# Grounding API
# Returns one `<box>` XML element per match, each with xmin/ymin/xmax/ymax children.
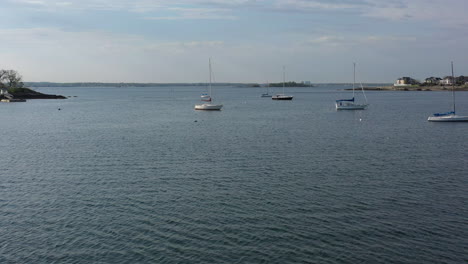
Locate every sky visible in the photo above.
<box><xmin>0</xmin><ymin>0</ymin><xmax>467</xmax><ymax>83</ymax></box>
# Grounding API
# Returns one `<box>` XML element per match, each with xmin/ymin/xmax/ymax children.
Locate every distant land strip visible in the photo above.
<box><xmin>25</xmin><ymin>82</ymin><xmax>256</xmax><ymax>87</ymax></box>
<box><xmin>351</xmin><ymin>85</ymin><xmax>468</xmax><ymax>91</ymax></box>
<box><xmin>24</xmin><ymin>82</ymin><xmax>391</xmax><ymax>88</ymax></box>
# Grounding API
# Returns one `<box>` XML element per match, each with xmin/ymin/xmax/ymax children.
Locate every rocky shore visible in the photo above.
<box><xmin>0</xmin><ymin>87</ymin><xmax>66</xmax><ymax>100</ymax></box>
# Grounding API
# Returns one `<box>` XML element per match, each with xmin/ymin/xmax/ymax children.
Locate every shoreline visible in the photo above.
<box><xmin>346</xmin><ymin>85</ymin><xmax>468</xmax><ymax>91</ymax></box>
<box><xmin>0</xmin><ymin>87</ymin><xmax>66</xmax><ymax>100</ymax></box>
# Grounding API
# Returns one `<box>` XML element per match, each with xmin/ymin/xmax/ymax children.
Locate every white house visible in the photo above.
<box><xmin>440</xmin><ymin>76</ymin><xmax>454</xmax><ymax>85</ymax></box>
<box><xmin>394</xmin><ymin>77</ymin><xmax>419</xmax><ymax>87</ymax></box>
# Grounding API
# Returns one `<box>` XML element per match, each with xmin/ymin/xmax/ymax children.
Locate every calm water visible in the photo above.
<box><xmin>1</xmin><ymin>85</ymin><xmax>467</xmax><ymax>263</ymax></box>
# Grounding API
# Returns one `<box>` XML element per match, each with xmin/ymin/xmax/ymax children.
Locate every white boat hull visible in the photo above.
<box><xmin>1</xmin><ymin>98</ymin><xmax>26</xmax><ymax>102</ymax></box>
<box><xmin>428</xmin><ymin>114</ymin><xmax>468</xmax><ymax>122</ymax></box>
<box><xmin>335</xmin><ymin>102</ymin><xmax>368</xmax><ymax>110</ymax></box>
<box><xmin>194</xmin><ymin>103</ymin><xmax>223</xmax><ymax>110</ymax></box>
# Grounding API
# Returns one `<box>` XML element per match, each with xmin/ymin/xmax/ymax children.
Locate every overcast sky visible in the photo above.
<box><xmin>1</xmin><ymin>0</ymin><xmax>467</xmax><ymax>83</ymax></box>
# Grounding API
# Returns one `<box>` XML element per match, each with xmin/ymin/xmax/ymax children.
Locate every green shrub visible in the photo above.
<box><xmin>7</xmin><ymin>87</ymin><xmax>35</xmax><ymax>94</ymax></box>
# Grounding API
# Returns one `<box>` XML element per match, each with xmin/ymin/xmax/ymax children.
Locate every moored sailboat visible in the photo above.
<box><xmin>195</xmin><ymin>58</ymin><xmax>223</xmax><ymax>111</ymax></box>
<box><xmin>272</xmin><ymin>66</ymin><xmax>293</xmax><ymax>100</ymax></box>
<box><xmin>336</xmin><ymin>63</ymin><xmax>368</xmax><ymax>110</ymax></box>
<box><xmin>428</xmin><ymin>62</ymin><xmax>468</xmax><ymax>122</ymax></box>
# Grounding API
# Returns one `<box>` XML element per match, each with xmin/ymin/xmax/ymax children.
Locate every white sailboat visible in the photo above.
<box><xmin>195</xmin><ymin>58</ymin><xmax>223</xmax><ymax>111</ymax></box>
<box><xmin>336</xmin><ymin>63</ymin><xmax>368</xmax><ymax>110</ymax></box>
<box><xmin>272</xmin><ymin>66</ymin><xmax>293</xmax><ymax>100</ymax></box>
<box><xmin>428</xmin><ymin>62</ymin><xmax>468</xmax><ymax>122</ymax></box>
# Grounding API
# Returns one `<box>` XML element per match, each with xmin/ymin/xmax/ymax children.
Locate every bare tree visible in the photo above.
<box><xmin>0</xmin><ymin>70</ymin><xmax>24</xmax><ymax>88</ymax></box>
<box><xmin>0</xmin><ymin>70</ymin><xmax>7</xmax><ymax>89</ymax></box>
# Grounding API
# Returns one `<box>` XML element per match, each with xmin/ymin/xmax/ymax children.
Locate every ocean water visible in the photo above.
<box><xmin>1</xmin><ymin>85</ymin><xmax>467</xmax><ymax>264</ymax></box>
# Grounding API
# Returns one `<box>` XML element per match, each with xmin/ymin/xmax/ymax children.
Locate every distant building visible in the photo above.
<box><xmin>394</xmin><ymin>77</ymin><xmax>419</xmax><ymax>87</ymax></box>
<box><xmin>425</xmin><ymin>77</ymin><xmax>441</xmax><ymax>84</ymax></box>
<box><xmin>456</xmin><ymin>75</ymin><xmax>468</xmax><ymax>85</ymax></box>
<box><xmin>440</xmin><ymin>76</ymin><xmax>454</xmax><ymax>85</ymax></box>
<box><xmin>419</xmin><ymin>75</ymin><xmax>468</xmax><ymax>86</ymax></box>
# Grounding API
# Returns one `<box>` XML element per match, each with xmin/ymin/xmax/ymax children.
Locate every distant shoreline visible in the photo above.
<box><xmin>25</xmin><ymin>82</ymin><xmax>257</xmax><ymax>88</ymax></box>
<box><xmin>26</xmin><ymin>82</ymin><xmax>468</xmax><ymax>91</ymax></box>
<box><xmin>25</xmin><ymin>82</ymin><xmax>390</xmax><ymax>88</ymax></box>
<box><xmin>0</xmin><ymin>87</ymin><xmax>66</xmax><ymax>100</ymax></box>
<box><xmin>346</xmin><ymin>85</ymin><xmax>468</xmax><ymax>91</ymax></box>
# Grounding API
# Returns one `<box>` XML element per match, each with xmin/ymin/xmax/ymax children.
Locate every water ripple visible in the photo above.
<box><xmin>1</xmin><ymin>86</ymin><xmax>467</xmax><ymax>263</ymax></box>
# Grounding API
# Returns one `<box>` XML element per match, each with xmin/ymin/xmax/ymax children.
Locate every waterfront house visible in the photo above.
<box><xmin>425</xmin><ymin>77</ymin><xmax>441</xmax><ymax>84</ymax></box>
<box><xmin>394</xmin><ymin>77</ymin><xmax>419</xmax><ymax>87</ymax></box>
<box><xmin>456</xmin><ymin>75</ymin><xmax>468</xmax><ymax>85</ymax></box>
<box><xmin>440</xmin><ymin>76</ymin><xmax>454</xmax><ymax>85</ymax></box>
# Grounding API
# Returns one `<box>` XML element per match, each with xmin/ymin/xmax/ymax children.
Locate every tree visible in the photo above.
<box><xmin>0</xmin><ymin>70</ymin><xmax>6</xmax><ymax>89</ymax></box>
<box><xmin>0</xmin><ymin>69</ymin><xmax>24</xmax><ymax>89</ymax></box>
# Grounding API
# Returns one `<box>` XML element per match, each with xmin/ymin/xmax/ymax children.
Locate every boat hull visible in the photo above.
<box><xmin>194</xmin><ymin>104</ymin><xmax>223</xmax><ymax>110</ymax></box>
<box><xmin>272</xmin><ymin>94</ymin><xmax>293</xmax><ymax>100</ymax></box>
<box><xmin>428</xmin><ymin>115</ymin><xmax>468</xmax><ymax>122</ymax></box>
<box><xmin>336</xmin><ymin>103</ymin><xmax>368</xmax><ymax>110</ymax></box>
<box><xmin>1</xmin><ymin>99</ymin><xmax>26</xmax><ymax>102</ymax></box>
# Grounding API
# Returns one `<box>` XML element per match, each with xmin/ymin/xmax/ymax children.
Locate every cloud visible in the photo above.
<box><xmin>270</xmin><ymin>0</ymin><xmax>468</xmax><ymax>27</ymax></box>
<box><xmin>7</xmin><ymin>0</ymin><xmax>252</xmax><ymax>12</ymax></box>
<box><xmin>8</xmin><ymin>0</ymin><xmax>468</xmax><ymax>27</ymax></box>
<box><xmin>0</xmin><ymin>26</ymin><xmax>426</xmax><ymax>83</ymax></box>
<box><xmin>8</xmin><ymin>0</ymin><xmax>164</xmax><ymax>11</ymax></box>
<box><xmin>306</xmin><ymin>35</ymin><xmax>346</xmax><ymax>45</ymax></box>
<box><xmin>144</xmin><ymin>7</ymin><xmax>237</xmax><ymax>20</ymax></box>
<box><xmin>299</xmin><ymin>33</ymin><xmax>419</xmax><ymax>56</ymax></box>
<box><xmin>196</xmin><ymin>0</ymin><xmax>468</xmax><ymax>27</ymax></box>
<box><xmin>363</xmin><ymin>35</ymin><xmax>417</xmax><ymax>43</ymax></box>
<box><xmin>0</xmin><ymin>27</ymin><xmax>225</xmax><ymax>55</ymax></box>
<box><xmin>272</xmin><ymin>0</ymin><xmax>370</xmax><ymax>11</ymax></box>
<box><xmin>2</xmin><ymin>0</ymin><xmax>468</xmax><ymax>82</ymax></box>
<box><xmin>142</xmin><ymin>41</ymin><xmax>225</xmax><ymax>55</ymax></box>
<box><xmin>210</xmin><ymin>0</ymin><xmax>467</xmax><ymax>28</ymax></box>
<box><xmin>0</xmin><ymin>27</ymin><xmax>229</xmax><ymax>82</ymax></box>
<box><xmin>14</xmin><ymin>0</ymin><xmax>46</xmax><ymax>5</ymax></box>
<box><xmin>363</xmin><ymin>0</ymin><xmax>468</xmax><ymax>27</ymax></box>
<box><xmin>7</xmin><ymin>0</ymin><xmax>239</xmax><ymax>20</ymax></box>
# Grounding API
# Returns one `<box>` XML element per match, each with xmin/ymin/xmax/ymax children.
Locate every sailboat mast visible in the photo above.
<box><xmin>353</xmin><ymin>62</ymin><xmax>356</xmax><ymax>99</ymax></box>
<box><xmin>451</xmin><ymin>61</ymin><xmax>456</xmax><ymax>114</ymax></box>
<box><xmin>209</xmin><ymin>58</ymin><xmax>212</xmax><ymax>97</ymax></box>
<box><xmin>283</xmin><ymin>66</ymin><xmax>286</xmax><ymax>94</ymax></box>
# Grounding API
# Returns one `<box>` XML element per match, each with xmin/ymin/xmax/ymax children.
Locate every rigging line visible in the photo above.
<box><xmin>359</xmin><ymin>81</ymin><xmax>368</xmax><ymax>103</ymax></box>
